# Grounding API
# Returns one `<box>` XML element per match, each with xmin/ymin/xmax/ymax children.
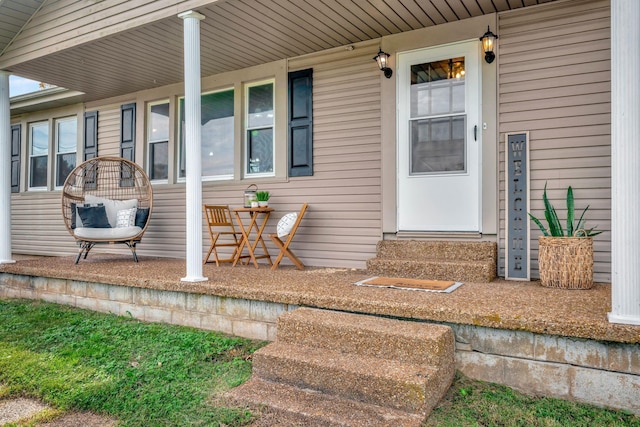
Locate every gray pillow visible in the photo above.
<box><xmin>135</xmin><ymin>208</ymin><xmax>150</xmax><ymax>228</ymax></box>
<box><xmin>71</xmin><ymin>202</ymin><xmax>104</xmax><ymax>229</ymax></box>
<box><xmin>77</xmin><ymin>205</ymin><xmax>111</xmax><ymax>228</ymax></box>
<box><xmin>84</xmin><ymin>195</ymin><xmax>138</xmax><ymax>228</ymax></box>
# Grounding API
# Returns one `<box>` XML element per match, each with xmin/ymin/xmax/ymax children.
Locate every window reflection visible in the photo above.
<box><xmin>179</xmin><ymin>89</ymin><xmax>235</xmax><ymax>179</ymax></box>
<box><xmin>56</xmin><ymin>117</ymin><xmax>77</xmax><ymax>187</ymax></box>
<box><xmin>409</xmin><ymin>57</ymin><xmax>467</xmax><ymax>175</ymax></box>
<box><xmin>246</xmin><ymin>82</ymin><xmax>274</xmax><ymax>175</ymax></box>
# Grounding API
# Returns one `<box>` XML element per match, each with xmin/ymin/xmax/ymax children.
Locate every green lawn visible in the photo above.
<box><xmin>0</xmin><ymin>299</ymin><xmax>638</xmax><ymax>427</ymax></box>
<box><xmin>0</xmin><ymin>299</ymin><xmax>264</xmax><ymax>426</ymax></box>
<box><xmin>427</xmin><ymin>373</ymin><xmax>640</xmax><ymax>427</ymax></box>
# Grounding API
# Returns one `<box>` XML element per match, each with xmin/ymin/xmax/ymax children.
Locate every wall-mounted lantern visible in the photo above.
<box><xmin>373</xmin><ymin>49</ymin><xmax>393</xmax><ymax>78</ymax></box>
<box><xmin>479</xmin><ymin>26</ymin><xmax>499</xmax><ymax>64</ymax></box>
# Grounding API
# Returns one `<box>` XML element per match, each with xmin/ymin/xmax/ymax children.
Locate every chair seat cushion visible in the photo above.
<box><xmin>74</xmin><ymin>226</ymin><xmax>142</xmax><ymax>241</ymax></box>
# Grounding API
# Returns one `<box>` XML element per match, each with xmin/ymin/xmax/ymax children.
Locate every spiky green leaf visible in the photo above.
<box><xmin>566</xmin><ymin>186</ymin><xmax>575</xmax><ymax>237</ymax></box>
<box><xmin>528</xmin><ymin>182</ymin><xmax>602</xmax><ymax>238</ymax></box>
<box><xmin>528</xmin><ymin>213</ymin><xmax>549</xmax><ymax>236</ymax></box>
<box><xmin>542</xmin><ymin>184</ymin><xmax>564</xmax><ymax>236</ymax></box>
<box><xmin>575</xmin><ymin>205</ymin><xmax>590</xmax><ymax>231</ymax></box>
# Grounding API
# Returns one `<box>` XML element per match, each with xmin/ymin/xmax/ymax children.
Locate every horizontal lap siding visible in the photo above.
<box><xmin>10</xmin><ymin>103</ymin><xmax>123</xmax><ymax>256</ymax></box>
<box><xmin>291</xmin><ymin>51</ymin><xmax>382</xmax><ymax>266</ymax></box>
<box><xmin>10</xmin><ymin>193</ymin><xmax>78</xmax><ymax>256</ymax></box>
<box><xmin>10</xmin><ymin>49</ymin><xmax>382</xmax><ymax>267</ymax></box>
<box><xmin>498</xmin><ymin>0</ymin><xmax>611</xmax><ymax>281</ymax></box>
<box><xmin>96</xmin><ymin>105</ymin><xmax>121</xmax><ymax>157</ymax></box>
<box><xmin>190</xmin><ymin>51</ymin><xmax>382</xmax><ymax>267</ymax></box>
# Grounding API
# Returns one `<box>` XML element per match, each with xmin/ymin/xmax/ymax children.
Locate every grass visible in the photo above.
<box><xmin>0</xmin><ymin>299</ymin><xmax>265</xmax><ymax>426</ymax></box>
<box><xmin>0</xmin><ymin>300</ymin><xmax>638</xmax><ymax>427</ymax></box>
<box><xmin>427</xmin><ymin>372</ymin><xmax>640</xmax><ymax>427</ymax></box>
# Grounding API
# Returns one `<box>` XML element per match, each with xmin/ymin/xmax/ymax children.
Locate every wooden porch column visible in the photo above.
<box><xmin>0</xmin><ymin>72</ymin><xmax>15</xmax><ymax>264</ymax></box>
<box><xmin>179</xmin><ymin>11</ymin><xmax>207</xmax><ymax>282</ymax></box>
<box><xmin>609</xmin><ymin>0</ymin><xmax>640</xmax><ymax>325</ymax></box>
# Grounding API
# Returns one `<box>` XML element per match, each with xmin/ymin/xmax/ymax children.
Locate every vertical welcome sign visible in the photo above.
<box><xmin>506</xmin><ymin>132</ymin><xmax>530</xmax><ymax>280</ymax></box>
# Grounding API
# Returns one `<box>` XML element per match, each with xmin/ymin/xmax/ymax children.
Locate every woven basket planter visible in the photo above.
<box><xmin>538</xmin><ymin>236</ymin><xmax>594</xmax><ymax>289</ymax></box>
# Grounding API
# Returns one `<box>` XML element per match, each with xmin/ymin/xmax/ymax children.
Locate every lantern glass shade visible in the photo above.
<box><xmin>482</xmin><ymin>35</ymin><xmax>495</xmax><ymax>53</ymax></box>
<box><xmin>374</xmin><ymin>49</ymin><xmax>389</xmax><ymax>70</ymax></box>
<box><xmin>479</xmin><ymin>26</ymin><xmax>498</xmax><ymax>63</ymax></box>
<box><xmin>373</xmin><ymin>49</ymin><xmax>393</xmax><ymax>78</ymax></box>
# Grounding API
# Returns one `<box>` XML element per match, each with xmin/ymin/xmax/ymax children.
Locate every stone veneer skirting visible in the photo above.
<box><xmin>0</xmin><ymin>272</ymin><xmax>297</xmax><ymax>341</ymax></box>
<box><xmin>1</xmin><ymin>272</ymin><xmax>639</xmax><ymax>415</ymax></box>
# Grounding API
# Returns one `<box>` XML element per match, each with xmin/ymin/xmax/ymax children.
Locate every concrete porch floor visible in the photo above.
<box><xmin>1</xmin><ymin>254</ymin><xmax>637</xmax><ymax>345</ymax></box>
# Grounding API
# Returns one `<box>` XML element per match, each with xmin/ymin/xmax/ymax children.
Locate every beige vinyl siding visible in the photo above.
<box><xmin>140</xmin><ymin>47</ymin><xmax>382</xmax><ymax>267</ymax></box>
<box><xmin>10</xmin><ymin>192</ymin><xmax>77</xmax><ymax>256</ymax></box>
<box><xmin>498</xmin><ymin>0</ymin><xmax>611</xmax><ymax>281</ymax></box>
<box><xmin>10</xmin><ymin>47</ymin><xmax>382</xmax><ymax>267</ymax></box>
<box><xmin>283</xmin><ymin>48</ymin><xmax>382</xmax><ymax>266</ymax></box>
<box><xmin>96</xmin><ymin>104</ymin><xmax>121</xmax><ymax>157</ymax></box>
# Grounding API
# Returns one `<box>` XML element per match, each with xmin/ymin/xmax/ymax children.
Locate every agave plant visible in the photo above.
<box><xmin>528</xmin><ymin>183</ymin><xmax>602</xmax><ymax>237</ymax></box>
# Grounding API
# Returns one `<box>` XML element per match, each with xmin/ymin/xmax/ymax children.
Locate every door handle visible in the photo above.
<box><xmin>474</xmin><ymin>125</ymin><xmax>477</xmax><ymax>141</ymax></box>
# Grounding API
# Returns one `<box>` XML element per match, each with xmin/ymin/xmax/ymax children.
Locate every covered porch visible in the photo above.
<box><xmin>0</xmin><ymin>254</ymin><xmax>628</xmax><ymax>342</ymax></box>
<box><xmin>1</xmin><ymin>254</ymin><xmax>639</xmax><ymax>415</ymax></box>
<box><xmin>1</xmin><ymin>0</ymin><xmax>639</xmax><ymax>326</ymax></box>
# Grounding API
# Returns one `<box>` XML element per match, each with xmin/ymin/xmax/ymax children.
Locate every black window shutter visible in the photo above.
<box><xmin>83</xmin><ymin>111</ymin><xmax>98</xmax><ymax>160</ymax></box>
<box><xmin>120</xmin><ymin>103</ymin><xmax>136</xmax><ymax>161</ymax></box>
<box><xmin>288</xmin><ymin>68</ymin><xmax>313</xmax><ymax>177</ymax></box>
<box><xmin>10</xmin><ymin>124</ymin><xmax>21</xmax><ymax>193</ymax></box>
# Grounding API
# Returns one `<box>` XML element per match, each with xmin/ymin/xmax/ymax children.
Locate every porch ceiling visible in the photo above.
<box><xmin>2</xmin><ymin>0</ymin><xmax>557</xmax><ymax>103</ymax></box>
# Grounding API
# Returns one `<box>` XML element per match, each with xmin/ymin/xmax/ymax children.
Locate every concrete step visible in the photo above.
<box><xmin>277</xmin><ymin>307</ymin><xmax>454</xmax><ymax>367</ymax></box>
<box><xmin>366</xmin><ymin>257</ymin><xmax>496</xmax><ymax>282</ymax></box>
<box><xmin>227</xmin><ymin>378</ymin><xmax>425</xmax><ymax>427</ymax></box>
<box><xmin>227</xmin><ymin>309</ymin><xmax>456</xmax><ymax>424</ymax></box>
<box><xmin>252</xmin><ymin>342</ymin><xmax>448</xmax><ymax>413</ymax></box>
<box><xmin>375</xmin><ymin>240</ymin><xmax>496</xmax><ymax>262</ymax></box>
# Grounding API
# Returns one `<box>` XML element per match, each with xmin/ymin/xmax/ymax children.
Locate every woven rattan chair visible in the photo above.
<box><xmin>61</xmin><ymin>156</ymin><xmax>153</xmax><ymax>263</ymax></box>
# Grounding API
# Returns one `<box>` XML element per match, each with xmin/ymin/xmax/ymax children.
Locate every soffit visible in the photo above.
<box><xmin>0</xmin><ymin>0</ymin><xmax>45</xmax><ymax>56</ymax></box>
<box><xmin>4</xmin><ymin>0</ymin><xmax>557</xmax><ymax>103</ymax></box>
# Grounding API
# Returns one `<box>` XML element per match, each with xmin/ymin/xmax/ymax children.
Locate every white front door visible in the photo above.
<box><xmin>397</xmin><ymin>41</ymin><xmax>482</xmax><ymax>232</ymax></box>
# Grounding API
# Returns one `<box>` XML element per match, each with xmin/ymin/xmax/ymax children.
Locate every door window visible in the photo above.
<box><xmin>409</xmin><ymin>58</ymin><xmax>466</xmax><ymax>175</ymax></box>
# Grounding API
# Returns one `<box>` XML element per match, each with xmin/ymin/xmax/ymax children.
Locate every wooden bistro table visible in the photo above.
<box><xmin>232</xmin><ymin>206</ymin><xmax>274</xmax><ymax>268</ymax></box>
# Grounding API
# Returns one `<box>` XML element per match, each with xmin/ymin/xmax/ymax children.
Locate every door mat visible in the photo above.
<box><xmin>354</xmin><ymin>276</ymin><xmax>463</xmax><ymax>293</ymax></box>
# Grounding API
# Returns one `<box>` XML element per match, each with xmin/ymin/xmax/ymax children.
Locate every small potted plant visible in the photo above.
<box><xmin>529</xmin><ymin>183</ymin><xmax>602</xmax><ymax>289</ymax></box>
<box><xmin>256</xmin><ymin>191</ymin><xmax>270</xmax><ymax>207</ymax></box>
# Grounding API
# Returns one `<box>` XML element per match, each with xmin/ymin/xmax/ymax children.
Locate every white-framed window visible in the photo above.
<box><xmin>179</xmin><ymin>88</ymin><xmax>235</xmax><ymax>181</ymax></box>
<box><xmin>245</xmin><ymin>80</ymin><xmax>274</xmax><ymax>177</ymax></box>
<box><xmin>28</xmin><ymin>121</ymin><xmax>49</xmax><ymax>189</ymax></box>
<box><xmin>55</xmin><ymin>116</ymin><xmax>77</xmax><ymax>188</ymax></box>
<box><xmin>147</xmin><ymin>100</ymin><xmax>170</xmax><ymax>181</ymax></box>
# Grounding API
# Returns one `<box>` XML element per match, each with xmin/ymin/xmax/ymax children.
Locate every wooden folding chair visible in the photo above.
<box><xmin>269</xmin><ymin>203</ymin><xmax>308</xmax><ymax>270</ymax></box>
<box><xmin>203</xmin><ymin>205</ymin><xmax>243</xmax><ymax>266</ymax></box>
